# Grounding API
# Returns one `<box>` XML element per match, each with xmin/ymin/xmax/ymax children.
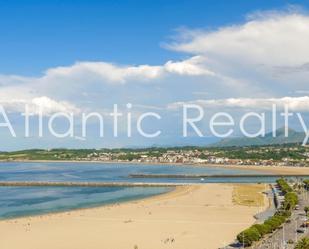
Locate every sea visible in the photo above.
<box><xmin>0</xmin><ymin>162</ymin><xmax>293</xmax><ymax>219</ymax></box>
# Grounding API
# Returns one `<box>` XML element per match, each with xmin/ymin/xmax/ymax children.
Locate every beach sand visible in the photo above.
<box><xmin>0</xmin><ymin>183</ymin><xmax>268</xmax><ymax>249</ymax></box>
<box><xmin>14</xmin><ymin>159</ymin><xmax>309</xmax><ymax>175</ymax></box>
<box><xmin>202</xmin><ymin>164</ymin><xmax>309</xmax><ymax>175</ymax></box>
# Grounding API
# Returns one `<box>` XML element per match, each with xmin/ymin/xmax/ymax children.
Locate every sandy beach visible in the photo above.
<box><xmin>0</xmin><ymin>183</ymin><xmax>268</xmax><ymax>249</ymax></box>
<box><xmin>203</xmin><ymin>164</ymin><xmax>309</xmax><ymax>175</ymax></box>
<box><xmin>5</xmin><ymin>159</ymin><xmax>309</xmax><ymax>175</ymax></box>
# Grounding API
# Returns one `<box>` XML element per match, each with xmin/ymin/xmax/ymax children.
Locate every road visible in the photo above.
<box><xmin>254</xmin><ymin>186</ymin><xmax>309</xmax><ymax>249</ymax></box>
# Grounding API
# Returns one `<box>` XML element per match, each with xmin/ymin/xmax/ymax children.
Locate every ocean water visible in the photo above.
<box><xmin>0</xmin><ymin>161</ymin><xmax>273</xmax><ymax>183</ymax></box>
<box><xmin>0</xmin><ymin>162</ymin><xmax>294</xmax><ymax>219</ymax></box>
<box><xmin>0</xmin><ymin>186</ymin><xmax>172</xmax><ymax>219</ymax></box>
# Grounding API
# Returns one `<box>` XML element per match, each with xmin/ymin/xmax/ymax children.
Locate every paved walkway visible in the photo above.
<box><xmin>254</xmin><ymin>189</ymin><xmax>309</xmax><ymax>249</ymax></box>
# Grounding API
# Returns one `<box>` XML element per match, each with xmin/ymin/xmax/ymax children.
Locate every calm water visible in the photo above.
<box><xmin>0</xmin><ymin>162</ymin><xmax>296</xmax><ymax>219</ymax></box>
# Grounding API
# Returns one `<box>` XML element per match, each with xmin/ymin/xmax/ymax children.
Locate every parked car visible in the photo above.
<box><xmin>297</xmin><ymin>228</ymin><xmax>306</xmax><ymax>233</ymax></box>
<box><xmin>301</xmin><ymin>222</ymin><xmax>309</xmax><ymax>228</ymax></box>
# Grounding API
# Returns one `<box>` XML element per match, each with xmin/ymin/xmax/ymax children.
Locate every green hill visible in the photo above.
<box><xmin>212</xmin><ymin>128</ymin><xmax>306</xmax><ymax>147</ymax></box>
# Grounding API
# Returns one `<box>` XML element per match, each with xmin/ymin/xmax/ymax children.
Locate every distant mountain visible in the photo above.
<box><xmin>212</xmin><ymin>128</ymin><xmax>306</xmax><ymax>147</ymax></box>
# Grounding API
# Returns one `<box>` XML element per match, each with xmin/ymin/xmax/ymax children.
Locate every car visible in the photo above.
<box><xmin>301</xmin><ymin>222</ymin><xmax>309</xmax><ymax>228</ymax></box>
<box><xmin>297</xmin><ymin>228</ymin><xmax>306</xmax><ymax>233</ymax></box>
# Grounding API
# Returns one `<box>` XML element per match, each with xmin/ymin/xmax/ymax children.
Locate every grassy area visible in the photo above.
<box><xmin>232</xmin><ymin>184</ymin><xmax>267</xmax><ymax>207</ymax></box>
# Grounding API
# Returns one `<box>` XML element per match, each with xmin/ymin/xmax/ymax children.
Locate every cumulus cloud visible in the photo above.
<box><xmin>45</xmin><ymin>61</ymin><xmax>164</xmax><ymax>84</ymax></box>
<box><xmin>164</xmin><ymin>56</ymin><xmax>215</xmax><ymax>76</ymax></box>
<box><xmin>161</xmin><ymin>9</ymin><xmax>309</xmax><ymax>98</ymax></box>
<box><xmin>2</xmin><ymin>9</ymin><xmax>309</xmax><ymax>118</ymax></box>
<box><xmin>168</xmin><ymin>96</ymin><xmax>309</xmax><ymax>112</ymax></box>
<box><xmin>0</xmin><ymin>56</ymin><xmax>218</xmax><ymax>100</ymax></box>
<box><xmin>44</xmin><ymin>57</ymin><xmax>216</xmax><ymax>85</ymax></box>
<box><xmin>0</xmin><ymin>56</ymin><xmax>219</xmax><ymax>115</ymax></box>
<box><xmin>0</xmin><ymin>57</ymin><xmax>218</xmax><ymax>115</ymax></box>
<box><xmin>0</xmin><ymin>96</ymin><xmax>80</xmax><ymax>115</ymax></box>
<box><xmin>167</xmin><ymin>11</ymin><xmax>309</xmax><ymax>67</ymax></box>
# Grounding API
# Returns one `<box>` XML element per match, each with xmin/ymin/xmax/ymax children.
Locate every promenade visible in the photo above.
<box><xmin>251</xmin><ymin>186</ymin><xmax>309</xmax><ymax>248</ymax></box>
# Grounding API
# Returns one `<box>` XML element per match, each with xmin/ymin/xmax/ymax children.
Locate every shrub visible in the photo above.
<box><xmin>304</xmin><ymin>206</ymin><xmax>309</xmax><ymax>216</ymax></box>
<box><xmin>264</xmin><ymin>218</ymin><xmax>279</xmax><ymax>231</ymax></box>
<box><xmin>295</xmin><ymin>237</ymin><xmax>309</xmax><ymax>249</ymax></box>
<box><xmin>264</xmin><ymin>215</ymin><xmax>285</xmax><ymax>231</ymax></box>
<box><xmin>284</xmin><ymin>192</ymin><xmax>298</xmax><ymax>210</ymax></box>
<box><xmin>236</xmin><ymin>178</ymin><xmax>298</xmax><ymax>246</ymax></box>
<box><xmin>251</xmin><ymin>224</ymin><xmax>269</xmax><ymax>237</ymax></box>
<box><xmin>276</xmin><ymin>210</ymin><xmax>291</xmax><ymax>218</ymax></box>
<box><xmin>303</xmin><ymin>180</ymin><xmax>309</xmax><ymax>190</ymax></box>
<box><xmin>277</xmin><ymin>178</ymin><xmax>293</xmax><ymax>194</ymax></box>
<box><xmin>237</xmin><ymin>227</ymin><xmax>261</xmax><ymax>247</ymax></box>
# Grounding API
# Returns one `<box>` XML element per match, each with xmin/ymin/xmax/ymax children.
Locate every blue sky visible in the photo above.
<box><xmin>0</xmin><ymin>0</ymin><xmax>306</xmax><ymax>75</ymax></box>
<box><xmin>1</xmin><ymin>1</ymin><xmax>309</xmax><ymax>150</ymax></box>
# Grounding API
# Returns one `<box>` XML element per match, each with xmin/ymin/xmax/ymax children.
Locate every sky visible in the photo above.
<box><xmin>1</xmin><ymin>0</ymin><xmax>309</xmax><ymax>150</ymax></box>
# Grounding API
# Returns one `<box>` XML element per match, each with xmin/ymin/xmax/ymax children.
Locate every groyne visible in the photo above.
<box><xmin>0</xmin><ymin>181</ymin><xmax>184</xmax><ymax>187</ymax></box>
<box><xmin>129</xmin><ymin>173</ymin><xmax>309</xmax><ymax>178</ymax></box>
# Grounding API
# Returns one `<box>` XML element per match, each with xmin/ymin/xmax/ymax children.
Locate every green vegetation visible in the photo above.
<box><xmin>295</xmin><ymin>237</ymin><xmax>309</xmax><ymax>249</ymax></box>
<box><xmin>305</xmin><ymin>206</ymin><xmax>309</xmax><ymax>216</ymax></box>
<box><xmin>214</xmin><ymin>147</ymin><xmax>306</xmax><ymax>161</ymax></box>
<box><xmin>0</xmin><ymin>149</ymin><xmax>97</xmax><ymax>161</ymax></box>
<box><xmin>237</xmin><ymin>179</ymin><xmax>298</xmax><ymax>247</ymax></box>
<box><xmin>277</xmin><ymin>178</ymin><xmax>293</xmax><ymax>194</ymax></box>
<box><xmin>237</xmin><ymin>227</ymin><xmax>261</xmax><ymax>247</ymax></box>
<box><xmin>304</xmin><ymin>180</ymin><xmax>309</xmax><ymax>190</ymax></box>
<box><xmin>251</xmin><ymin>224</ymin><xmax>271</xmax><ymax>236</ymax></box>
<box><xmin>237</xmin><ymin>212</ymin><xmax>290</xmax><ymax>247</ymax></box>
<box><xmin>283</xmin><ymin>192</ymin><xmax>298</xmax><ymax>210</ymax></box>
<box><xmin>214</xmin><ymin>128</ymin><xmax>306</xmax><ymax>147</ymax></box>
<box><xmin>0</xmin><ymin>143</ymin><xmax>308</xmax><ymax>164</ymax></box>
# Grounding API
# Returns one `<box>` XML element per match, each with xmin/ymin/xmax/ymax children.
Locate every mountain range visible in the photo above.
<box><xmin>212</xmin><ymin>128</ymin><xmax>306</xmax><ymax>147</ymax></box>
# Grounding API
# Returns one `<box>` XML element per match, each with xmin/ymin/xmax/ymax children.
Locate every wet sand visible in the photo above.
<box><xmin>0</xmin><ymin>183</ymin><xmax>267</xmax><ymax>249</ymax></box>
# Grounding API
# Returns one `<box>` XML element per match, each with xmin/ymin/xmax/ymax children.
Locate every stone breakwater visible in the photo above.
<box><xmin>129</xmin><ymin>173</ymin><xmax>309</xmax><ymax>178</ymax></box>
<box><xmin>0</xmin><ymin>181</ymin><xmax>184</xmax><ymax>187</ymax></box>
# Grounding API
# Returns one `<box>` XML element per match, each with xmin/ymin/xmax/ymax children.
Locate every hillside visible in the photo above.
<box><xmin>212</xmin><ymin>128</ymin><xmax>305</xmax><ymax>147</ymax></box>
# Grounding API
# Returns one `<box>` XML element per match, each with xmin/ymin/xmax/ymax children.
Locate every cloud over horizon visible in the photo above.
<box><xmin>168</xmin><ymin>96</ymin><xmax>309</xmax><ymax>112</ymax></box>
<box><xmin>1</xmin><ymin>7</ymin><xmax>309</xmax><ymax>148</ymax></box>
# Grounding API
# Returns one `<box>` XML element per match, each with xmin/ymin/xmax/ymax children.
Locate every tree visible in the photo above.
<box><xmin>305</xmin><ymin>206</ymin><xmax>309</xmax><ymax>216</ymax></box>
<box><xmin>295</xmin><ymin>237</ymin><xmax>309</xmax><ymax>249</ymax></box>
<box><xmin>237</xmin><ymin>228</ymin><xmax>261</xmax><ymax>247</ymax></box>
<box><xmin>251</xmin><ymin>224</ymin><xmax>270</xmax><ymax>237</ymax></box>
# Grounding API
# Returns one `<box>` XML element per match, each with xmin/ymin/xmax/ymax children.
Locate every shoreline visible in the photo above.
<box><xmin>2</xmin><ymin>159</ymin><xmax>309</xmax><ymax>175</ymax></box>
<box><xmin>0</xmin><ymin>183</ymin><xmax>269</xmax><ymax>249</ymax></box>
<box><xmin>0</xmin><ymin>185</ymin><xmax>178</xmax><ymax>222</ymax></box>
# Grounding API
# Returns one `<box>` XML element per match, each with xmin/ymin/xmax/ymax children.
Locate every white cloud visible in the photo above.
<box><xmin>31</xmin><ymin>96</ymin><xmax>81</xmax><ymax>114</ymax></box>
<box><xmin>2</xmin><ymin>9</ymin><xmax>309</xmax><ymax>118</ymax></box>
<box><xmin>0</xmin><ymin>75</ymin><xmax>32</xmax><ymax>87</ymax></box>
<box><xmin>168</xmin><ymin>96</ymin><xmax>309</xmax><ymax>112</ymax></box>
<box><xmin>164</xmin><ymin>56</ymin><xmax>215</xmax><ymax>76</ymax></box>
<box><xmin>45</xmin><ymin>61</ymin><xmax>164</xmax><ymax>84</ymax></box>
<box><xmin>0</xmin><ymin>57</ymin><xmax>219</xmax><ymax>115</ymax></box>
<box><xmin>161</xmin><ymin>9</ymin><xmax>309</xmax><ymax>98</ymax></box>
<box><xmin>167</xmin><ymin>11</ymin><xmax>309</xmax><ymax>67</ymax></box>
<box><xmin>43</xmin><ymin>57</ymin><xmax>217</xmax><ymax>85</ymax></box>
<box><xmin>0</xmin><ymin>96</ymin><xmax>80</xmax><ymax>115</ymax></box>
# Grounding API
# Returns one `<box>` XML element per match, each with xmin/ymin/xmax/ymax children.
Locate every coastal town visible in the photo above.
<box><xmin>1</xmin><ymin>143</ymin><xmax>309</xmax><ymax>167</ymax></box>
<box><xmin>85</xmin><ymin>147</ymin><xmax>309</xmax><ymax>167</ymax></box>
<box><xmin>54</xmin><ymin>144</ymin><xmax>309</xmax><ymax>167</ymax></box>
